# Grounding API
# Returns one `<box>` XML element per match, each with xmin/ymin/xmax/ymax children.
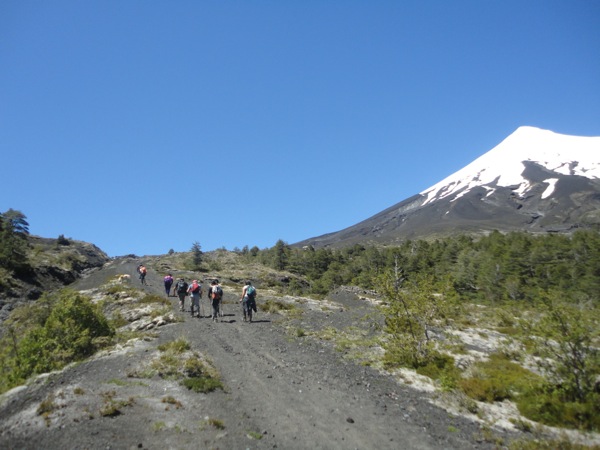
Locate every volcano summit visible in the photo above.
<box><xmin>299</xmin><ymin>127</ymin><xmax>600</xmax><ymax>248</ymax></box>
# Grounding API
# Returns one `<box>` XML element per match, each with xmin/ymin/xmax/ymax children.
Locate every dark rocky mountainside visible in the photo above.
<box><xmin>297</xmin><ymin>173</ymin><xmax>600</xmax><ymax>248</ymax></box>
<box><xmin>0</xmin><ymin>235</ymin><xmax>109</xmax><ymax>322</ymax></box>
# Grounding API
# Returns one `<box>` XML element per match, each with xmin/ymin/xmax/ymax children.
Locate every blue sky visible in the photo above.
<box><xmin>1</xmin><ymin>1</ymin><xmax>599</xmax><ymax>257</ymax></box>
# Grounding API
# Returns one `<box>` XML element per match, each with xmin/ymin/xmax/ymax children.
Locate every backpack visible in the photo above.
<box><xmin>191</xmin><ymin>282</ymin><xmax>201</xmax><ymax>294</ymax></box>
<box><xmin>247</xmin><ymin>285</ymin><xmax>256</xmax><ymax>299</ymax></box>
<box><xmin>213</xmin><ymin>286</ymin><xmax>223</xmax><ymax>300</ymax></box>
<box><xmin>140</xmin><ymin>266</ymin><xmax>147</xmax><ymax>275</ymax></box>
<box><xmin>177</xmin><ymin>281</ymin><xmax>188</xmax><ymax>294</ymax></box>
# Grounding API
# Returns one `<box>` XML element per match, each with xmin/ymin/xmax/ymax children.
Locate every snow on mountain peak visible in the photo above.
<box><xmin>420</xmin><ymin>126</ymin><xmax>600</xmax><ymax>205</ymax></box>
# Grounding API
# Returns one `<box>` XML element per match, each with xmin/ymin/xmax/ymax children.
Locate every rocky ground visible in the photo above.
<box><xmin>0</xmin><ymin>258</ymin><xmax>523</xmax><ymax>449</ymax></box>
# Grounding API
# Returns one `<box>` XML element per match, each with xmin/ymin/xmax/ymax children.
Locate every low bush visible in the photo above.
<box><xmin>516</xmin><ymin>293</ymin><xmax>600</xmax><ymax>431</ymax></box>
<box><xmin>133</xmin><ymin>338</ymin><xmax>223</xmax><ymax>394</ymax></box>
<box><xmin>458</xmin><ymin>353</ymin><xmax>543</xmax><ymax>403</ymax></box>
<box><xmin>183</xmin><ymin>376</ymin><xmax>223</xmax><ymax>393</ymax></box>
<box><xmin>139</xmin><ymin>294</ymin><xmax>170</xmax><ymax>306</ymax></box>
<box><xmin>415</xmin><ymin>353</ymin><xmax>457</xmax><ymax>381</ymax></box>
<box><xmin>516</xmin><ymin>385</ymin><xmax>600</xmax><ymax>431</ymax></box>
<box><xmin>261</xmin><ymin>299</ymin><xmax>299</xmax><ymax>315</ymax></box>
<box><xmin>0</xmin><ymin>290</ymin><xmax>114</xmax><ymax>394</ymax></box>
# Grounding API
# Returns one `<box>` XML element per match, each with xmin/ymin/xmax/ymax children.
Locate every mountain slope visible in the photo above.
<box><xmin>298</xmin><ymin>127</ymin><xmax>600</xmax><ymax>248</ymax></box>
<box><xmin>0</xmin><ymin>236</ymin><xmax>109</xmax><ymax>322</ymax></box>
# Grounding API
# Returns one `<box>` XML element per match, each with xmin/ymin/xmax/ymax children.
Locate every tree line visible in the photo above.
<box><xmin>250</xmin><ymin>230</ymin><xmax>600</xmax><ymax>305</ymax></box>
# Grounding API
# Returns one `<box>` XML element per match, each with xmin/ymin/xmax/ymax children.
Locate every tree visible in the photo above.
<box><xmin>0</xmin><ymin>209</ymin><xmax>30</xmax><ymax>271</ymax></box>
<box><xmin>380</xmin><ymin>260</ymin><xmax>459</xmax><ymax>369</ymax></box>
<box><xmin>2</xmin><ymin>209</ymin><xmax>29</xmax><ymax>236</ymax></box>
<box><xmin>190</xmin><ymin>242</ymin><xmax>203</xmax><ymax>269</ymax></box>
<box><xmin>523</xmin><ymin>291</ymin><xmax>600</xmax><ymax>403</ymax></box>
<box><xmin>518</xmin><ymin>291</ymin><xmax>600</xmax><ymax>430</ymax></box>
<box><xmin>273</xmin><ymin>239</ymin><xmax>288</xmax><ymax>271</ymax></box>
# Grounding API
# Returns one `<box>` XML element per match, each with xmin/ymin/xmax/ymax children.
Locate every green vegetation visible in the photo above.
<box><xmin>128</xmin><ymin>338</ymin><xmax>223</xmax><ymax>394</ymax></box>
<box><xmin>161</xmin><ymin>396</ymin><xmax>183</xmax><ymax>409</ymax></box>
<box><xmin>0</xmin><ymin>290</ymin><xmax>114</xmax><ymax>394</ymax></box>
<box><xmin>261</xmin><ymin>299</ymin><xmax>300</xmax><ymax>316</ymax></box>
<box><xmin>458</xmin><ymin>353</ymin><xmax>543</xmax><ymax>402</ymax></box>
<box><xmin>509</xmin><ymin>437</ymin><xmax>600</xmax><ymax>450</ymax></box>
<box><xmin>247</xmin><ymin>430</ymin><xmax>263</xmax><ymax>440</ymax></box>
<box><xmin>250</xmin><ymin>230</ymin><xmax>600</xmax><ymax>302</ymax></box>
<box><xmin>241</xmin><ymin>232</ymin><xmax>600</xmax><ymax>433</ymax></box>
<box><xmin>152</xmin><ymin>421</ymin><xmax>167</xmax><ymax>432</ymax></box>
<box><xmin>37</xmin><ymin>393</ymin><xmax>59</xmax><ymax>426</ymax></box>
<box><xmin>376</xmin><ymin>267</ymin><xmax>599</xmax><ymax>431</ymax></box>
<box><xmin>380</xmin><ymin>270</ymin><xmax>460</xmax><ymax>370</ymax></box>
<box><xmin>190</xmin><ymin>241</ymin><xmax>203</xmax><ymax>270</ymax></box>
<box><xmin>182</xmin><ymin>376</ymin><xmax>223</xmax><ymax>393</ymax></box>
<box><xmin>99</xmin><ymin>390</ymin><xmax>135</xmax><ymax>417</ymax></box>
<box><xmin>207</xmin><ymin>418</ymin><xmax>225</xmax><ymax>429</ymax></box>
<box><xmin>513</xmin><ymin>293</ymin><xmax>600</xmax><ymax>431</ymax></box>
<box><xmin>2</xmin><ymin>215</ymin><xmax>599</xmax><ymax>439</ymax></box>
<box><xmin>0</xmin><ymin>209</ymin><xmax>30</xmax><ymax>273</ymax></box>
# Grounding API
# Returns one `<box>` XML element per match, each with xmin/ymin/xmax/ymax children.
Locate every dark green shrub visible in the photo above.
<box><xmin>183</xmin><ymin>376</ymin><xmax>223</xmax><ymax>393</ymax></box>
<box><xmin>517</xmin><ymin>385</ymin><xmax>600</xmax><ymax>431</ymax></box>
<box><xmin>516</xmin><ymin>292</ymin><xmax>600</xmax><ymax>431</ymax></box>
<box><xmin>0</xmin><ymin>290</ymin><xmax>114</xmax><ymax>393</ymax></box>
<box><xmin>415</xmin><ymin>353</ymin><xmax>457</xmax><ymax>380</ymax></box>
<box><xmin>509</xmin><ymin>436</ymin><xmax>600</xmax><ymax>449</ymax></box>
<box><xmin>458</xmin><ymin>353</ymin><xmax>543</xmax><ymax>403</ymax></box>
<box><xmin>459</xmin><ymin>377</ymin><xmax>511</xmax><ymax>403</ymax></box>
<box><xmin>157</xmin><ymin>338</ymin><xmax>190</xmax><ymax>353</ymax></box>
<box><xmin>522</xmin><ymin>292</ymin><xmax>600</xmax><ymax>405</ymax></box>
<box><xmin>380</xmin><ymin>271</ymin><xmax>460</xmax><ymax>370</ymax></box>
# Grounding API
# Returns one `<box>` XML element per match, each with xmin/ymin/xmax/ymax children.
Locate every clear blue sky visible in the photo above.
<box><xmin>1</xmin><ymin>1</ymin><xmax>599</xmax><ymax>257</ymax></box>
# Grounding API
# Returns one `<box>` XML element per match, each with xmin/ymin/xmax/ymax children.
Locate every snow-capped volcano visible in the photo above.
<box><xmin>297</xmin><ymin>127</ymin><xmax>600</xmax><ymax>248</ymax></box>
<box><xmin>421</xmin><ymin>126</ymin><xmax>600</xmax><ymax>205</ymax></box>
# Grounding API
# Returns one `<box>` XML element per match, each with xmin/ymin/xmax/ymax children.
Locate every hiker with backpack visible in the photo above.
<box><xmin>210</xmin><ymin>280</ymin><xmax>223</xmax><ymax>322</ymax></box>
<box><xmin>163</xmin><ymin>273</ymin><xmax>174</xmax><ymax>297</ymax></box>
<box><xmin>175</xmin><ymin>278</ymin><xmax>188</xmax><ymax>312</ymax></box>
<box><xmin>188</xmin><ymin>280</ymin><xmax>203</xmax><ymax>318</ymax></box>
<box><xmin>138</xmin><ymin>264</ymin><xmax>147</xmax><ymax>285</ymax></box>
<box><xmin>240</xmin><ymin>280</ymin><xmax>257</xmax><ymax>322</ymax></box>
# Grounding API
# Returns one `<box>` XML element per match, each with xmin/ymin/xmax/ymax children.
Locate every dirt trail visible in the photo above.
<box><xmin>0</xmin><ymin>259</ymin><xmax>508</xmax><ymax>449</ymax></box>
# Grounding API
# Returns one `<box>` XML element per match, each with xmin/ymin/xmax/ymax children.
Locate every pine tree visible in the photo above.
<box><xmin>0</xmin><ymin>209</ymin><xmax>30</xmax><ymax>271</ymax></box>
<box><xmin>190</xmin><ymin>242</ymin><xmax>203</xmax><ymax>270</ymax></box>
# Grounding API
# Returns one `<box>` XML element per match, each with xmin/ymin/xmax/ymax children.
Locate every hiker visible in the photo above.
<box><xmin>138</xmin><ymin>264</ymin><xmax>147</xmax><ymax>285</ymax></box>
<box><xmin>210</xmin><ymin>280</ymin><xmax>223</xmax><ymax>322</ymax></box>
<box><xmin>188</xmin><ymin>279</ymin><xmax>203</xmax><ymax>318</ymax></box>
<box><xmin>240</xmin><ymin>280</ymin><xmax>257</xmax><ymax>322</ymax></box>
<box><xmin>163</xmin><ymin>273</ymin><xmax>174</xmax><ymax>297</ymax></box>
<box><xmin>175</xmin><ymin>278</ymin><xmax>188</xmax><ymax>312</ymax></box>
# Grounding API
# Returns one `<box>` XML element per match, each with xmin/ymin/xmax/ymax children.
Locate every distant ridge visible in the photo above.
<box><xmin>297</xmin><ymin>127</ymin><xmax>600</xmax><ymax>248</ymax></box>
